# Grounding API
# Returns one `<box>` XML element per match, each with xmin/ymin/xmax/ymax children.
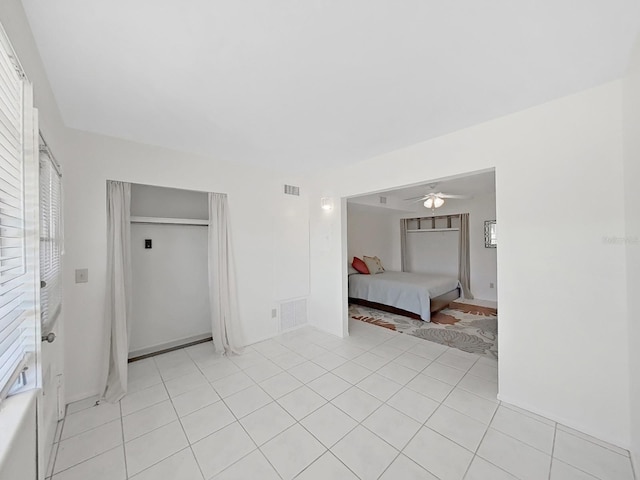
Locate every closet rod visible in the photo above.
<box><xmin>130</xmin><ymin>216</ymin><xmax>209</xmax><ymax>227</ymax></box>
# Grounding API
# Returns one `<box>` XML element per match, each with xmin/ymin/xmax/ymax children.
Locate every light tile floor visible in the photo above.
<box><xmin>47</xmin><ymin>320</ymin><xmax>635</xmax><ymax>480</ymax></box>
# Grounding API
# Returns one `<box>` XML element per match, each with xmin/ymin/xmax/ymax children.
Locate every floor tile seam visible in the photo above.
<box><xmin>122</xmin><ymin>381</ymin><xmax>195</xmax><ymax>478</ymax></box>
<box><xmin>168</xmin><ymin>380</ymin><xmax>221</xmax><ymax>401</ymax></box>
<box><xmin>433</xmin><ymin>393</ymin><xmax>497</xmax><ymax>427</ymax></box>
<box><xmin>432</xmin><ymin>357</ymin><xmax>478</xmax><ymax>374</ymax></box>
<box><xmin>207</xmin><ymin>373</ymin><xmax>258</xmax><ymax>399</ymax></box>
<box><xmin>460</xmin><ymin>398</ymin><xmax>502</xmax><ymax>479</ymax></box>
<box><xmin>118</xmin><ymin>401</ymin><xmax>129</xmax><ymax>479</ymax></box>
<box><xmin>183</xmin><ymin>381</ymin><xmax>258</xmax><ymax>480</ymax></box>
<box><xmin>218</xmin><ymin>446</ymin><xmax>285</xmax><ymax>480</ymax></box>
<box><xmin>494</xmin><ymin>404</ymin><xmax>558</xmax><ymax>431</ymax></box>
<box><xmin>256</xmin><ymin>422</ymin><xmax>328</xmax><ymax>479</ymax></box>
<box><xmin>55</xmin><ymin>412</ymin><xmax>125</xmax><ymax>445</ymax></box>
<box><xmin>51</xmin><ymin>444</ymin><xmax>124</xmax><ymax>479</ymax></box>
<box><xmin>121</xmin><ymin>395</ymin><xmax>168</xmax><ymax>418</ymax></box>
<box><xmin>59</xmin><ymin>411</ymin><xmax>121</xmax><ymax>442</ymax></box>
<box><xmin>47</xmin><ymin>428</ymin><xmax>63</xmax><ymax>479</ymax></box>
<box><xmin>548</xmin><ymin>423</ymin><xmax>558</xmax><ymax>480</ymax></box>
<box><xmin>497</xmin><ymin>402</ymin><xmax>555</xmax><ymax>427</ymax></box>
<box><xmin>555</xmin><ymin>425</ymin><xmax>633</xmax><ymax>459</ymax></box>
<box><xmin>127</xmin><ymin>378</ymin><xmax>164</xmax><ymax>395</ymax></box>
<box><xmin>487</xmin><ymin>423</ymin><xmax>555</xmax><ymax>457</ymax></box>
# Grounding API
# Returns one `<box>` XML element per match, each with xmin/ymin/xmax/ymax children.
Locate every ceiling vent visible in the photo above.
<box><xmin>284</xmin><ymin>184</ymin><xmax>300</xmax><ymax>196</ymax></box>
<box><xmin>379</xmin><ymin>196</ymin><xmax>387</xmax><ymax>204</ymax></box>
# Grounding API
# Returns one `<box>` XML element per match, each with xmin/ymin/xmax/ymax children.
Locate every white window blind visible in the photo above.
<box><xmin>0</xmin><ymin>27</ymin><xmax>30</xmax><ymax>400</ymax></box>
<box><xmin>39</xmin><ymin>149</ymin><xmax>62</xmax><ymax>332</ymax></box>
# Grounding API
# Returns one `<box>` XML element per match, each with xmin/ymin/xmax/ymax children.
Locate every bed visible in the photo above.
<box><xmin>348</xmin><ymin>271</ymin><xmax>460</xmax><ymax>322</ymax></box>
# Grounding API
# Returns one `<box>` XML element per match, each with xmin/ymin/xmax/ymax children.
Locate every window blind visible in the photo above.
<box><xmin>0</xmin><ymin>27</ymin><xmax>28</xmax><ymax>400</ymax></box>
<box><xmin>40</xmin><ymin>148</ymin><xmax>62</xmax><ymax>331</ymax></box>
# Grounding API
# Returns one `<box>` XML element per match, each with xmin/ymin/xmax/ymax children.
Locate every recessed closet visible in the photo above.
<box><xmin>128</xmin><ymin>183</ymin><xmax>211</xmax><ymax>359</ymax></box>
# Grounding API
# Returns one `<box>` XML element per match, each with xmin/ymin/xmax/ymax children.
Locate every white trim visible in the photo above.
<box><xmin>497</xmin><ymin>393</ymin><xmax>630</xmax><ymax>451</ymax></box>
<box><xmin>128</xmin><ymin>333</ymin><xmax>212</xmax><ymax>359</ymax></box>
<box><xmin>130</xmin><ymin>216</ymin><xmax>208</xmax><ymax>226</ymax></box>
<box><xmin>406</xmin><ymin>228</ymin><xmax>460</xmax><ymax>233</ymax></box>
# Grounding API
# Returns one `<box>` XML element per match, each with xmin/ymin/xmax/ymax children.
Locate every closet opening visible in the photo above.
<box><xmin>128</xmin><ymin>183</ymin><xmax>211</xmax><ymax>361</ymax></box>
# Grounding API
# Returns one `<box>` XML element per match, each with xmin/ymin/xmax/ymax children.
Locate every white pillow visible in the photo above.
<box><xmin>363</xmin><ymin>255</ymin><xmax>385</xmax><ymax>274</ymax></box>
<box><xmin>348</xmin><ymin>265</ymin><xmax>358</xmax><ymax>275</ymax></box>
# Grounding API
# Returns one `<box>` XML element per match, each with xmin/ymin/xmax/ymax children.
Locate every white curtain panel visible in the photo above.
<box><xmin>208</xmin><ymin>193</ymin><xmax>244</xmax><ymax>355</ymax></box>
<box><xmin>458</xmin><ymin>213</ymin><xmax>474</xmax><ymax>299</ymax></box>
<box><xmin>400</xmin><ymin>218</ymin><xmax>408</xmax><ymax>272</ymax></box>
<box><xmin>103</xmin><ymin>181</ymin><xmax>132</xmax><ymax>402</ymax></box>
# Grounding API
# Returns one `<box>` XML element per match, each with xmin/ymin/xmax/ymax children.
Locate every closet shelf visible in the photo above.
<box><xmin>130</xmin><ymin>216</ymin><xmax>209</xmax><ymax>226</ymax></box>
<box><xmin>407</xmin><ymin>228</ymin><xmax>459</xmax><ymax>233</ymax></box>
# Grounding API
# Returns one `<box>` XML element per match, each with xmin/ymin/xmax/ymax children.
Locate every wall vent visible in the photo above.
<box><xmin>379</xmin><ymin>196</ymin><xmax>387</xmax><ymax>204</ymax></box>
<box><xmin>280</xmin><ymin>298</ymin><xmax>307</xmax><ymax>331</ymax></box>
<box><xmin>284</xmin><ymin>184</ymin><xmax>300</xmax><ymax>196</ymax></box>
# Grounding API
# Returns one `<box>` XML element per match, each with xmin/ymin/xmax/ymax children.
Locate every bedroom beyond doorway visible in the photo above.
<box><xmin>345</xmin><ymin>170</ymin><xmax>498</xmax><ymax>359</ymax></box>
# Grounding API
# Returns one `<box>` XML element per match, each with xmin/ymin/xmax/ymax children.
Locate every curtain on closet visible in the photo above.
<box><xmin>103</xmin><ymin>181</ymin><xmax>132</xmax><ymax>402</ymax></box>
<box><xmin>458</xmin><ymin>213</ymin><xmax>474</xmax><ymax>299</ymax></box>
<box><xmin>208</xmin><ymin>193</ymin><xmax>243</xmax><ymax>355</ymax></box>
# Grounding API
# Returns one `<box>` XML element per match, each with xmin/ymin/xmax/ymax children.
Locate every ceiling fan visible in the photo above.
<box><xmin>404</xmin><ymin>184</ymin><xmax>470</xmax><ymax>210</ymax></box>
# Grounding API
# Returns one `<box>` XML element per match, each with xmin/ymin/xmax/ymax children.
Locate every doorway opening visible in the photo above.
<box><xmin>344</xmin><ymin>170</ymin><xmax>498</xmax><ymax>360</ymax></box>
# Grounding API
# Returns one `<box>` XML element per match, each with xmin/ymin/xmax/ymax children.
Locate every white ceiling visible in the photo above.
<box><xmin>21</xmin><ymin>1</ymin><xmax>640</xmax><ymax>173</ymax></box>
<box><xmin>348</xmin><ymin>170</ymin><xmax>495</xmax><ymax>210</ymax></box>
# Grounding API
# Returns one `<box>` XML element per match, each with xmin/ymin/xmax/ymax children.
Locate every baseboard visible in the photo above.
<box><xmin>631</xmin><ymin>451</ymin><xmax>639</xmax><ymax>480</ymax></box>
<box><xmin>497</xmin><ymin>393</ymin><xmax>630</xmax><ymax>451</ymax></box>
<box><xmin>65</xmin><ymin>389</ymin><xmax>101</xmax><ymax>406</ymax></box>
<box><xmin>128</xmin><ymin>333</ymin><xmax>212</xmax><ymax>360</ymax></box>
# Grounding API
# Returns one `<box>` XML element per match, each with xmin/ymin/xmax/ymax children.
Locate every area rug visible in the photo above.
<box><xmin>349</xmin><ymin>304</ymin><xmax>498</xmax><ymax>359</ymax></box>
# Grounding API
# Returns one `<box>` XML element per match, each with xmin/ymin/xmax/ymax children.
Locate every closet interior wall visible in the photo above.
<box><xmin>129</xmin><ymin>184</ymin><xmax>210</xmax><ymax>358</ymax></box>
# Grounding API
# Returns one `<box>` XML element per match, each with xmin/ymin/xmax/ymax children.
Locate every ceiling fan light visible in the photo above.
<box><xmin>424</xmin><ymin>198</ymin><xmax>434</xmax><ymax>209</ymax></box>
<box><xmin>434</xmin><ymin>197</ymin><xmax>445</xmax><ymax>208</ymax></box>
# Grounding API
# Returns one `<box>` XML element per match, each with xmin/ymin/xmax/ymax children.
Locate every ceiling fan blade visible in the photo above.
<box><xmin>438</xmin><ymin>194</ymin><xmax>470</xmax><ymax>199</ymax></box>
<box><xmin>403</xmin><ymin>195</ymin><xmax>429</xmax><ymax>201</ymax></box>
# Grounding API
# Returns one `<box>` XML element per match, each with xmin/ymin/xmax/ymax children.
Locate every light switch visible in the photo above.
<box><xmin>75</xmin><ymin>268</ymin><xmax>88</xmax><ymax>284</ymax></box>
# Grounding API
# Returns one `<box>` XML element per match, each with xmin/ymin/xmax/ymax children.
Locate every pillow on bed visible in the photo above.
<box><xmin>348</xmin><ymin>265</ymin><xmax>358</xmax><ymax>275</ymax></box>
<box><xmin>352</xmin><ymin>257</ymin><xmax>370</xmax><ymax>274</ymax></box>
<box><xmin>363</xmin><ymin>255</ymin><xmax>385</xmax><ymax>274</ymax></box>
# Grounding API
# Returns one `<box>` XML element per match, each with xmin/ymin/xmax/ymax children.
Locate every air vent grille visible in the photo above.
<box><xmin>280</xmin><ymin>298</ymin><xmax>307</xmax><ymax>331</ymax></box>
<box><xmin>284</xmin><ymin>184</ymin><xmax>300</xmax><ymax>196</ymax></box>
<box><xmin>379</xmin><ymin>196</ymin><xmax>387</xmax><ymax>204</ymax></box>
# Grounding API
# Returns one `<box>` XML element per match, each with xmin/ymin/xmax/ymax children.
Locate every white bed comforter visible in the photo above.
<box><xmin>348</xmin><ymin>271</ymin><xmax>460</xmax><ymax>321</ymax></box>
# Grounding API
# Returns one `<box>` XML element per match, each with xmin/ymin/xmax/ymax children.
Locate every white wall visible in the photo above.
<box><xmin>347</xmin><ymin>204</ymin><xmax>402</xmax><ymax>271</ymax></box>
<box><xmin>129</xmin><ymin>184</ymin><xmax>210</xmax><ymax>356</ymax></box>
<box><xmin>308</xmin><ymin>82</ymin><xmax>630</xmax><ymax>448</ymax></box>
<box><xmin>62</xmin><ymin>129</ymin><xmax>309</xmax><ymax>402</ymax></box>
<box><xmin>623</xmin><ymin>33</ymin><xmax>640</xmax><ymax>470</ymax></box>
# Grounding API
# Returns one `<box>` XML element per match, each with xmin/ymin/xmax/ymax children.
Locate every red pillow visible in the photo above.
<box><xmin>352</xmin><ymin>257</ymin><xmax>370</xmax><ymax>274</ymax></box>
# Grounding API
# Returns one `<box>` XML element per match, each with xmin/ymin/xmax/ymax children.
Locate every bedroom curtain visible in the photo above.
<box><xmin>102</xmin><ymin>181</ymin><xmax>132</xmax><ymax>403</ymax></box>
<box><xmin>208</xmin><ymin>193</ymin><xmax>243</xmax><ymax>355</ymax></box>
<box><xmin>400</xmin><ymin>219</ymin><xmax>408</xmax><ymax>272</ymax></box>
<box><xmin>458</xmin><ymin>213</ymin><xmax>474</xmax><ymax>299</ymax></box>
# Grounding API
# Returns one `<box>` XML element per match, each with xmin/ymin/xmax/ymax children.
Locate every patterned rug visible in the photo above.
<box><xmin>349</xmin><ymin>303</ymin><xmax>498</xmax><ymax>359</ymax></box>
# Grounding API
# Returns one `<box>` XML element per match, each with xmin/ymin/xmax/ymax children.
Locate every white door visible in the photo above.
<box><xmin>37</xmin><ymin>150</ymin><xmax>64</xmax><ymax>479</ymax></box>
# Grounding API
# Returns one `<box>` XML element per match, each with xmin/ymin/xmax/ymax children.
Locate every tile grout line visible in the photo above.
<box><xmin>461</xmin><ymin>396</ymin><xmax>502</xmax><ymax>479</ymax></box>
<box><xmin>548</xmin><ymin>422</ymin><xmax>558</xmax><ymax>480</ymax></box>
<box><xmin>160</xmin><ymin>375</ymin><xmax>210</xmax><ymax>480</ymax></box>
<box><xmin>118</xmin><ymin>401</ymin><xmax>129</xmax><ymax>479</ymax></box>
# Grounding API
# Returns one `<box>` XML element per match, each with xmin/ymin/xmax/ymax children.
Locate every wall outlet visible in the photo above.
<box><xmin>271</xmin><ymin>308</ymin><xmax>277</xmax><ymax>318</ymax></box>
<box><xmin>489</xmin><ymin>282</ymin><xmax>495</xmax><ymax>289</ymax></box>
<box><xmin>75</xmin><ymin>268</ymin><xmax>89</xmax><ymax>284</ymax></box>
